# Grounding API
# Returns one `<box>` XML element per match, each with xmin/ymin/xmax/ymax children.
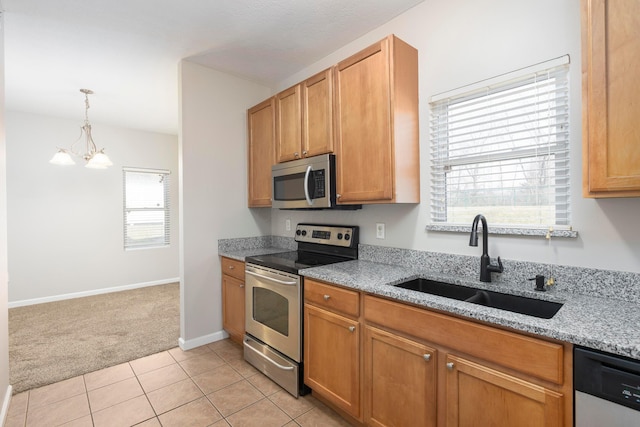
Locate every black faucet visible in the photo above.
<box><xmin>469</xmin><ymin>214</ymin><xmax>503</xmax><ymax>282</ymax></box>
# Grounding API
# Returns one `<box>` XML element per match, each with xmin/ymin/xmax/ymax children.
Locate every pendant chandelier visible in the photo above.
<box><xmin>49</xmin><ymin>89</ymin><xmax>113</xmax><ymax>169</ymax></box>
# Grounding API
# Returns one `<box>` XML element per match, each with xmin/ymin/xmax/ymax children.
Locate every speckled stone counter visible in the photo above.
<box><xmin>218</xmin><ymin>236</ymin><xmax>295</xmax><ymax>261</ymax></box>
<box><xmin>301</xmin><ymin>260</ymin><xmax>640</xmax><ymax>360</ymax></box>
<box><xmin>218</xmin><ymin>237</ymin><xmax>640</xmax><ymax>360</ymax></box>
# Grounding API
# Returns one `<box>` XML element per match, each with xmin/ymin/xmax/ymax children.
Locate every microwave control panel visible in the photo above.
<box><xmin>310</xmin><ymin>169</ymin><xmax>326</xmax><ymax>198</ymax></box>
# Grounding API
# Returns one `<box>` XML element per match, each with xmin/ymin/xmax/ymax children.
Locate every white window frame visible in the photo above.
<box><xmin>428</xmin><ymin>56</ymin><xmax>572</xmax><ymax>234</ymax></box>
<box><xmin>123</xmin><ymin>167</ymin><xmax>171</xmax><ymax>250</ymax></box>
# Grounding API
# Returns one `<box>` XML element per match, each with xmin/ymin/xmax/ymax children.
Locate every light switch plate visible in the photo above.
<box><xmin>285</xmin><ymin>219</ymin><xmax>291</xmax><ymax>231</ymax></box>
<box><xmin>376</xmin><ymin>223</ymin><xmax>385</xmax><ymax>239</ymax></box>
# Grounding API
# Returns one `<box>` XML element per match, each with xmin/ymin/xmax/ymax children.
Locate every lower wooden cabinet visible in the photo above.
<box><xmin>304</xmin><ymin>303</ymin><xmax>360</xmax><ymax>419</ymax></box>
<box><xmin>221</xmin><ymin>257</ymin><xmax>245</xmax><ymax>344</ymax></box>
<box><xmin>445</xmin><ymin>354</ymin><xmax>563</xmax><ymax>427</ymax></box>
<box><xmin>303</xmin><ymin>281</ymin><xmax>573</xmax><ymax>427</ymax></box>
<box><xmin>364</xmin><ymin>326</ymin><xmax>436</xmax><ymax>427</ymax></box>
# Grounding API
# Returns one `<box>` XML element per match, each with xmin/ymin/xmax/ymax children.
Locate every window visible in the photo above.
<box><xmin>429</xmin><ymin>57</ymin><xmax>570</xmax><ymax>229</ymax></box>
<box><xmin>123</xmin><ymin>168</ymin><xmax>170</xmax><ymax>249</ymax></box>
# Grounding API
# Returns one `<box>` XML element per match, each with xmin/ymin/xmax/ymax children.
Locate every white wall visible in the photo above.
<box><xmin>5</xmin><ymin>111</ymin><xmax>179</xmax><ymax>304</ymax></box>
<box><xmin>0</xmin><ymin>4</ymin><xmax>13</xmax><ymax>418</ymax></box>
<box><xmin>178</xmin><ymin>60</ymin><xmax>271</xmax><ymax>347</ymax></box>
<box><xmin>270</xmin><ymin>0</ymin><xmax>640</xmax><ymax>274</ymax></box>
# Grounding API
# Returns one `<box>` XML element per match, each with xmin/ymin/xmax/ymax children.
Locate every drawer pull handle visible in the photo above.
<box><xmin>323</xmin><ymin>294</ymin><xmax>331</xmax><ymax>301</ymax></box>
<box><xmin>228</xmin><ymin>265</ymin><xmax>235</xmax><ymax>270</ymax></box>
<box><xmin>348</xmin><ymin>326</ymin><xmax>356</xmax><ymax>332</ymax></box>
<box><xmin>446</xmin><ymin>362</ymin><xmax>455</xmax><ymax>370</ymax></box>
<box><xmin>239</xmin><ymin>284</ymin><xmax>244</xmax><ymax>288</ymax></box>
<box><xmin>423</xmin><ymin>354</ymin><xmax>431</xmax><ymax>362</ymax></box>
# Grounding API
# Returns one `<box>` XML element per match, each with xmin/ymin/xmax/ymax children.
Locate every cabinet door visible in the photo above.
<box><xmin>247</xmin><ymin>98</ymin><xmax>276</xmax><ymax>206</ymax></box>
<box><xmin>335</xmin><ymin>38</ymin><xmax>393</xmax><ymax>203</ymax></box>
<box><xmin>275</xmin><ymin>84</ymin><xmax>303</xmax><ymax>163</ymax></box>
<box><xmin>582</xmin><ymin>0</ymin><xmax>640</xmax><ymax>197</ymax></box>
<box><xmin>445</xmin><ymin>354</ymin><xmax>563</xmax><ymax>427</ymax></box>
<box><xmin>222</xmin><ymin>274</ymin><xmax>245</xmax><ymax>344</ymax></box>
<box><xmin>304</xmin><ymin>304</ymin><xmax>360</xmax><ymax>419</ymax></box>
<box><xmin>364</xmin><ymin>326</ymin><xmax>436</xmax><ymax>427</ymax></box>
<box><xmin>303</xmin><ymin>68</ymin><xmax>334</xmax><ymax>158</ymax></box>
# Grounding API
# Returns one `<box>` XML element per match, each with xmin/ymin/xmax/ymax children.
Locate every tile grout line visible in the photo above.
<box><xmin>130</xmin><ymin>360</ymin><xmax>160</xmax><ymax>426</ymax></box>
<box><xmin>81</xmin><ymin>374</ymin><xmax>95</xmax><ymax>427</ymax></box>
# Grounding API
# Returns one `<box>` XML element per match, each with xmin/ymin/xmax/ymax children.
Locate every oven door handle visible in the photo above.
<box><xmin>246</xmin><ymin>270</ymin><xmax>298</xmax><ymax>286</ymax></box>
<box><xmin>303</xmin><ymin>165</ymin><xmax>314</xmax><ymax>206</ymax></box>
<box><xmin>245</xmin><ymin>341</ymin><xmax>295</xmax><ymax>371</ymax></box>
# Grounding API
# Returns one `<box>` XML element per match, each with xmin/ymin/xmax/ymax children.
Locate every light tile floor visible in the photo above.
<box><xmin>6</xmin><ymin>339</ymin><xmax>352</xmax><ymax>427</ymax></box>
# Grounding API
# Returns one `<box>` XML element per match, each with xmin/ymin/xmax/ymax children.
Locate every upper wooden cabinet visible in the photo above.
<box><xmin>582</xmin><ymin>0</ymin><xmax>640</xmax><ymax>197</ymax></box>
<box><xmin>303</xmin><ymin>68</ymin><xmax>335</xmax><ymax>158</ymax></box>
<box><xmin>335</xmin><ymin>35</ymin><xmax>420</xmax><ymax>204</ymax></box>
<box><xmin>247</xmin><ymin>98</ymin><xmax>275</xmax><ymax>207</ymax></box>
<box><xmin>275</xmin><ymin>84</ymin><xmax>302</xmax><ymax>163</ymax></box>
<box><xmin>275</xmin><ymin>68</ymin><xmax>335</xmax><ymax>163</ymax></box>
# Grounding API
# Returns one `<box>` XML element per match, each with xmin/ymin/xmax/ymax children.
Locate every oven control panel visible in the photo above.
<box><xmin>294</xmin><ymin>223</ymin><xmax>359</xmax><ymax>248</ymax></box>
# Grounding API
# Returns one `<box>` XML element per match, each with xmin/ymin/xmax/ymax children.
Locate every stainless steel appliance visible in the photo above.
<box><xmin>271</xmin><ymin>154</ymin><xmax>360</xmax><ymax>210</ymax></box>
<box><xmin>244</xmin><ymin>223</ymin><xmax>359</xmax><ymax>397</ymax></box>
<box><xmin>574</xmin><ymin>346</ymin><xmax>640</xmax><ymax>426</ymax></box>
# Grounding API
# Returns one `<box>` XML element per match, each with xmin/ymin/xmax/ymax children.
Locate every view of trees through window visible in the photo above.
<box><xmin>430</xmin><ymin>62</ymin><xmax>570</xmax><ymax>227</ymax></box>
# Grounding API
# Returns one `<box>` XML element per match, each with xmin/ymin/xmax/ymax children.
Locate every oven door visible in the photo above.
<box><xmin>271</xmin><ymin>154</ymin><xmax>333</xmax><ymax>209</ymax></box>
<box><xmin>245</xmin><ymin>263</ymin><xmax>301</xmax><ymax>362</ymax></box>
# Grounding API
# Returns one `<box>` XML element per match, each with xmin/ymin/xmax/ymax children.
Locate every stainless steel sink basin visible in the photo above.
<box><xmin>394</xmin><ymin>278</ymin><xmax>563</xmax><ymax>319</ymax></box>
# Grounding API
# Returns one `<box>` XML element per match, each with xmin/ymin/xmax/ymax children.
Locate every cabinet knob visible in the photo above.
<box><xmin>228</xmin><ymin>265</ymin><xmax>235</xmax><ymax>270</ymax></box>
<box><xmin>294</xmin><ymin>152</ymin><xmax>300</xmax><ymax>158</ymax></box>
<box><xmin>336</xmin><ymin>193</ymin><xmax>341</xmax><ymax>199</ymax></box>
<box><xmin>423</xmin><ymin>354</ymin><xmax>431</xmax><ymax>362</ymax></box>
<box><xmin>323</xmin><ymin>294</ymin><xmax>330</xmax><ymax>301</ymax></box>
<box><xmin>348</xmin><ymin>326</ymin><xmax>356</xmax><ymax>332</ymax></box>
<box><xmin>446</xmin><ymin>362</ymin><xmax>455</xmax><ymax>370</ymax></box>
<box><xmin>302</xmin><ymin>150</ymin><xmax>308</xmax><ymax>156</ymax></box>
<box><xmin>239</xmin><ymin>284</ymin><xmax>244</xmax><ymax>288</ymax></box>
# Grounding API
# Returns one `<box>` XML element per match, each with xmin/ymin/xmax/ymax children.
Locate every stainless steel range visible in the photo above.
<box><xmin>244</xmin><ymin>223</ymin><xmax>359</xmax><ymax>397</ymax></box>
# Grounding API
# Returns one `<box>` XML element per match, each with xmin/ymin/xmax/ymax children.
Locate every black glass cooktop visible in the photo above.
<box><xmin>245</xmin><ymin>250</ymin><xmax>352</xmax><ymax>275</ymax></box>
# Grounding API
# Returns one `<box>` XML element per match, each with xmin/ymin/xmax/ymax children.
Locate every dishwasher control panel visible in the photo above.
<box><xmin>575</xmin><ymin>346</ymin><xmax>640</xmax><ymax>411</ymax></box>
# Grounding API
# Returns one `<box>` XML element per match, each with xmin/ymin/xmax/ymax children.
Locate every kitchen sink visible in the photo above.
<box><xmin>394</xmin><ymin>278</ymin><xmax>563</xmax><ymax>319</ymax></box>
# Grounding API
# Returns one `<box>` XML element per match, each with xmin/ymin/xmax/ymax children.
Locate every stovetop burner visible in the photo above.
<box><xmin>246</xmin><ymin>250</ymin><xmax>353</xmax><ymax>275</ymax></box>
<box><xmin>245</xmin><ymin>223</ymin><xmax>359</xmax><ymax>274</ymax></box>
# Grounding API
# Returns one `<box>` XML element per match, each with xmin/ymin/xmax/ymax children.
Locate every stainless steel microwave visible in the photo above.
<box><xmin>272</xmin><ymin>154</ymin><xmax>336</xmax><ymax>209</ymax></box>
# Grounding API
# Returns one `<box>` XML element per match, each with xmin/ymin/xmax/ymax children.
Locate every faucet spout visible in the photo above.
<box><xmin>469</xmin><ymin>214</ymin><xmax>503</xmax><ymax>282</ymax></box>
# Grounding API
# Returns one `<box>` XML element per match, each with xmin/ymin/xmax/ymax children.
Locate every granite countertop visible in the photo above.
<box><xmin>219</xmin><ymin>247</ymin><xmax>291</xmax><ymax>262</ymax></box>
<box><xmin>218</xmin><ymin>246</ymin><xmax>640</xmax><ymax>360</ymax></box>
<box><xmin>301</xmin><ymin>260</ymin><xmax>640</xmax><ymax>360</ymax></box>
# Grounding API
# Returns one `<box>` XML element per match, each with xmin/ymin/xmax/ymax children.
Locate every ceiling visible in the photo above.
<box><xmin>3</xmin><ymin>0</ymin><xmax>424</xmax><ymax>135</ymax></box>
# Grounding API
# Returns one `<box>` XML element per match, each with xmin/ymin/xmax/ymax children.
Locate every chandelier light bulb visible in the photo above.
<box><xmin>49</xmin><ymin>149</ymin><xmax>76</xmax><ymax>166</ymax></box>
<box><xmin>50</xmin><ymin>89</ymin><xmax>112</xmax><ymax>169</ymax></box>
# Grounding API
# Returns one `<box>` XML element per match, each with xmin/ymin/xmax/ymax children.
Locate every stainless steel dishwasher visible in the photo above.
<box><xmin>574</xmin><ymin>346</ymin><xmax>640</xmax><ymax>426</ymax></box>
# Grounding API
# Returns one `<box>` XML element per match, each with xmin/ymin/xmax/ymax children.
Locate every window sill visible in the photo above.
<box><xmin>425</xmin><ymin>224</ymin><xmax>578</xmax><ymax>238</ymax></box>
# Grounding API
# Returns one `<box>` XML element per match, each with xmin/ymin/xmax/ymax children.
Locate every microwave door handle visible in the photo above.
<box><xmin>304</xmin><ymin>165</ymin><xmax>314</xmax><ymax>206</ymax></box>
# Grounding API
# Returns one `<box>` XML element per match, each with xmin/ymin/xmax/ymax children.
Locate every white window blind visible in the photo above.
<box><xmin>123</xmin><ymin>168</ymin><xmax>170</xmax><ymax>249</ymax></box>
<box><xmin>429</xmin><ymin>58</ymin><xmax>570</xmax><ymax>228</ymax></box>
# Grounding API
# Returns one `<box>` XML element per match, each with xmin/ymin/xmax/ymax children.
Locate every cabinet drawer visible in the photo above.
<box><xmin>305</xmin><ymin>279</ymin><xmax>359</xmax><ymax>318</ymax></box>
<box><xmin>221</xmin><ymin>257</ymin><xmax>245</xmax><ymax>281</ymax></box>
<box><xmin>364</xmin><ymin>295</ymin><xmax>564</xmax><ymax>384</ymax></box>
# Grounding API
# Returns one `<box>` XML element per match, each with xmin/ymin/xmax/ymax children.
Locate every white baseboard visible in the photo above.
<box><xmin>179</xmin><ymin>330</ymin><xmax>229</xmax><ymax>351</ymax></box>
<box><xmin>0</xmin><ymin>385</ymin><xmax>12</xmax><ymax>426</ymax></box>
<box><xmin>8</xmin><ymin>278</ymin><xmax>180</xmax><ymax>308</ymax></box>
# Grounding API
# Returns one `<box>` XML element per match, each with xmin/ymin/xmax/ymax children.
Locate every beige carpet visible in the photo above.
<box><xmin>9</xmin><ymin>283</ymin><xmax>180</xmax><ymax>394</ymax></box>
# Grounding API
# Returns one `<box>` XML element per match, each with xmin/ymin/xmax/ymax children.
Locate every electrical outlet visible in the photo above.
<box><xmin>285</xmin><ymin>219</ymin><xmax>291</xmax><ymax>231</ymax></box>
<box><xmin>376</xmin><ymin>223</ymin><xmax>385</xmax><ymax>239</ymax></box>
